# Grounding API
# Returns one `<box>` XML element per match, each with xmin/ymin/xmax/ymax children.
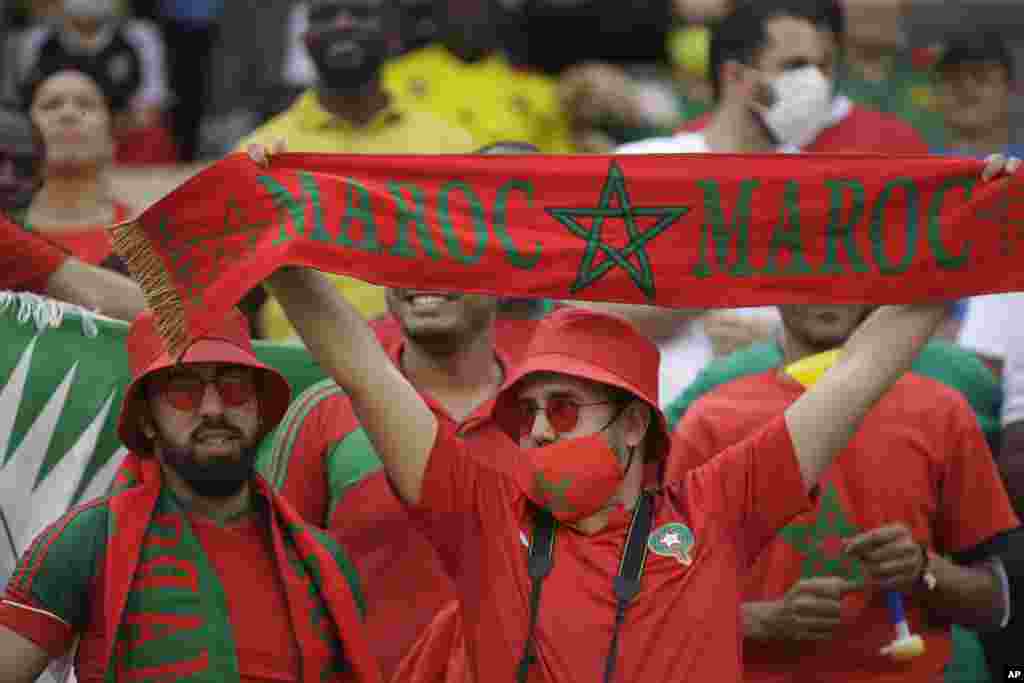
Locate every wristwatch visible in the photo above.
<box><xmin>915</xmin><ymin>543</ymin><xmax>938</xmax><ymax>591</ymax></box>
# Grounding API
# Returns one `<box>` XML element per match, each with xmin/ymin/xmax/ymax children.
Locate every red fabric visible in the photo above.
<box><xmin>36</xmin><ymin>202</ymin><xmax>132</xmax><ymax>266</ymax></box>
<box><xmin>407</xmin><ymin>414</ymin><xmax>810</xmax><ymax>682</ymax></box>
<box><xmin>279</xmin><ymin>336</ymin><xmax>517</xmax><ymax>680</ymax></box>
<box><xmin>390</xmin><ymin>601</ymin><xmax>469</xmax><ymax>683</ymax></box>
<box><xmin>492</xmin><ymin>307</ymin><xmax>671</xmax><ymax>459</ymax></box>
<box><xmin>190</xmin><ymin>514</ymin><xmax>302</xmax><ymax>683</ymax></box>
<box><xmin>117</xmin><ymin>306</ymin><xmax>292</xmax><ymax>453</ymax></box>
<box><xmin>101</xmin><ymin>455</ymin><xmax>381</xmax><ymax>683</ymax></box>
<box><xmin>667</xmin><ymin>371</ymin><xmax>1021</xmax><ymax>682</ymax></box>
<box><xmin>678</xmin><ymin>105</ymin><xmax>930</xmax><ymax>154</ymax></box>
<box><xmin>0</xmin><ymin>596</ymin><xmax>75</xmax><ymax>658</ymax></box>
<box><xmin>114</xmin><ymin>123</ymin><xmax>179</xmax><ymax>165</ymax></box>
<box><xmin>0</xmin><ymin>213</ymin><xmax>68</xmax><ymax>293</ymax></box>
<box><xmin>114</xmin><ymin>153</ymin><xmax>1024</xmax><ymax>356</ymax></box>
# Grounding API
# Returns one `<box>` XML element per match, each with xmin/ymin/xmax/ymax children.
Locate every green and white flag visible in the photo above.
<box><xmin>0</xmin><ymin>292</ymin><xmax>332</xmax><ymax>682</ymax></box>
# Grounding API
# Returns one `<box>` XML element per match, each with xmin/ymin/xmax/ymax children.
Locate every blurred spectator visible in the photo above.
<box><xmin>7</xmin><ymin>0</ymin><xmax>177</xmax><ymax>164</ymax></box>
<box><xmin>669</xmin><ymin>305</ymin><xmax>1018</xmax><ymax>683</ymax></box>
<box><xmin>155</xmin><ymin>0</ymin><xmax>223</xmax><ymax>161</ymax></box>
<box><xmin>381</xmin><ymin>0</ymin><xmax>575</xmax><ymax>152</ymax></box>
<box><xmin>198</xmin><ymin>0</ymin><xmax>294</xmax><ymax>159</ymax></box>
<box><xmin>507</xmin><ymin>0</ymin><xmax>701</xmax><ymax>76</ymax></box>
<box><xmin>0</xmin><ymin>98</ymin><xmax>144</xmax><ymax>318</ymax></box>
<box><xmin>16</xmin><ymin>69</ymin><xmax>132</xmax><ymax>273</ymax></box>
<box><xmin>934</xmin><ymin>32</ymin><xmax>1023</xmax><ymax>158</ymax></box>
<box><xmin>837</xmin><ymin>0</ymin><xmax>947</xmax><ymax>146</ymax></box>
<box><xmin>238</xmin><ymin>0</ymin><xmax>473</xmax><ymax>340</ymax></box>
<box><xmin>0</xmin><ymin>100</ymin><xmax>40</xmax><ymax>211</ymax></box>
<box><xmin>396</xmin><ymin>0</ymin><xmax>438</xmax><ymax>54</ymax></box>
<box><xmin>1001</xmin><ymin>305</ymin><xmax>1024</xmax><ymax>515</ymax></box>
<box><xmin>958</xmin><ymin>293</ymin><xmax>1024</xmax><ymax>377</ymax></box>
<box><xmin>672</xmin><ymin>0</ymin><xmax>931</xmax><ymax>154</ymax></box>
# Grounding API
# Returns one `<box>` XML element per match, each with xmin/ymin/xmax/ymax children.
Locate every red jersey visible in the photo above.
<box><xmin>678</xmin><ymin>103</ymin><xmax>929</xmax><ymax>154</ymax></box>
<box><xmin>0</xmin><ymin>504</ymin><xmax>334</xmax><ymax>683</ymax></box>
<box><xmin>0</xmin><ymin>213</ymin><xmax>67</xmax><ymax>293</ymax></box>
<box><xmin>263</xmin><ymin>337</ymin><xmax>522</xmax><ymax>680</ymax></box>
<box><xmin>410</xmin><ymin>414</ymin><xmax>812</xmax><ymax>682</ymax></box>
<box><xmin>32</xmin><ymin>202</ymin><xmax>133</xmax><ymax>266</ymax></box>
<box><xmin>667</xmin><ymin>371</ymin><xmax>1020</xmax><ymax>682</ymax></box>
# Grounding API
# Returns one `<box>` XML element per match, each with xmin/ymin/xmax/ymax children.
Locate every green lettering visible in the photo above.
<box><xmin>758</xmin><ymin>180</ymin><xmax>813</xmax><ymax>275</ymax></box>
<box><xmin>819</xmin><ymin>179</ymin><xmax>869</xmax><ymax>274</ymax></box>
<box><xmin>387</xmin><ymin>181</ymin><xmax>439</xmax><ymax>259</ymax></box>
<box><xmin>259</xmin><ymin>172</ymin><xmax>327</xmax><ymax>245</ymax></box>
<box><xmin>692</xmin><ymin>179</ymin><xmax>757</xmax><ymax>278</ymax></box>
<box><xmin>870</xmin><ymin>177</ymin><xmax>920</xmax><ymax>275</ymax></box>
<box><xmin>927</xmin><ymin>176</ymin><xmax>976</xmax><ymax>270</ymax></box>
<box><xmin>336</xmin><ymin>178</ymin><xmax>380</xmax><ymax>253</ymax></box>
<box><xmin>493</xmin><ymin>180</ymin><xmax>542</xmax><ymax>269</ymax></box>
<box><xmin>438</xmin><ymin>181</ymin><xmax>488</xmax><ymax>265</ymax></box>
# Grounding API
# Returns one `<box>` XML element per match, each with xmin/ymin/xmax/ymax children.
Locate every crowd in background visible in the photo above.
<box><xmin>1</xmin><ymin>1</ymin><xmax>1024</xmax><ymax>682</ymax></box>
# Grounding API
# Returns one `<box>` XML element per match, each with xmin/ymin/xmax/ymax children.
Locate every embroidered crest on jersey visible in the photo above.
<box><xmin>647</xmin><ymin>522</ymin><xmax>694</xmax><ymax>565</ymax></box>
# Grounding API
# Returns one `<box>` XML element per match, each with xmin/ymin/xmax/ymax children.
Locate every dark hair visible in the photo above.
<box><xmin>936</xmin><ymin>32</ymin><xmax>1014</xmax><ymax>82</ymax></box>
<box><xmin>20</xmin><ymin>64</ymin><xmax>120</xmax><ymax>114</ymax></box>
<box><xmin>475</xmin><ymin>141</ymin><xmax>541</xmax><ymax>155</ymax></box>
<box><xmin>709</xmin><ymin>0</ymin><xmax>842</xmax><ymax>102</ymax></box>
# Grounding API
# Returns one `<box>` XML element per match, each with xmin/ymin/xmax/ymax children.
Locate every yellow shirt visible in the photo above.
<box><xmin>237</xmin><ymin>90</ymin><xmax>474</xmax><ymax>340</ymax></box>
<box><xmin>383</xmin><ymin>45</ymin><xmax>575</xmax><ymax>153</ymax></box>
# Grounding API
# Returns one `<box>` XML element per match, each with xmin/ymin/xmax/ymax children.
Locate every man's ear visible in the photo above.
<box><xmin>623</xmin><ymin>400</ymin><xmax>653</xmax><ymax>449</ymax></box>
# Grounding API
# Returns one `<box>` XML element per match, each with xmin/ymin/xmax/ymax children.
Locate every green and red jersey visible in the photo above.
<box><xmin>258</xmin><ymin>335</ymin><xmax>526</xmax><ymax>680</ymax></box>
<box><xmin>0</xmin><ymin>463</ymin><xmax>374</xmax><ymax>683</ymax></box>
<box><xmin>667</xmin><ymin>370</ymin><xmax>1019</xmax><ymax>682</ymax></box>
<box><xmin>409</xmin><ymin>413</ymin><xmax>811</xmax><ymax>682</ymax></box>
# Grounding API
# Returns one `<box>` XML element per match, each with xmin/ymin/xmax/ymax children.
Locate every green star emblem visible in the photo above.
<box><xmin>534</xmin><ymin>472</ymin><xmax>574</xmax><ymax>515</ymax></box>
<box><xmin>778</xmin><ymin>482</ymin><xmax>864</xmax><ymax>584</ymax></box>
<box><xmin>545</xmin><ymin>161</ymin><xmax>690</xmax><ymax>300</ymax></box>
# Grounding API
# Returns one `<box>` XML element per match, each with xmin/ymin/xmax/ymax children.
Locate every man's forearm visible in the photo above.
<box><xmin>47</xmin><ymin>258</ymin><xmax>147</xmax><ymax>322</ymax></box>
<box><xmin>264</xmin><ymin>267</ymin><xmax>437</xmax><ymax>505</ymax></box>
<box><xmin>918</xmin><ymin>554</ymin><xmax>1006</xmax><ymax>630</ymax></box>
<box><xmin>265</xmin><ymin>267</ymin><xmax>387</xmax><ymax>390</ymax></box>
<box><xmin>786</xmin><ymin>304</ymin><xmax>946</xmax><ymax>488</ymax></box>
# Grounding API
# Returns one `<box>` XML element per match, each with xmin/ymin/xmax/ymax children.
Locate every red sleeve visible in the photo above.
<box><xmin>665</xmin><ymin>399</ymin><xmax>724</xmax><ymax>483</ymax></box>
<box><xmin>934</xmin><ymin>398</ymin><xmax>1021</xmax><ymax>554</ymax></box>
<box><xmin>0</xmin><ymin>215</ymin><xmax>69</xmax><ymax>293</ymax></box>
<box><xmin>683</xmin><ymin>415</ymin><xmax>812</xmax><ymax>565</ymax></box>
<box><xmin>415</xmin><ymin>419</ymin><xmax>497</xmax><ymax>517</ymax></box>
<box><xmin>277</xmin><ymin>392</ymin><xmax>360</xmax><ymax>527</ymax></box>
<box><xmin>0</xmin><ymin>598</ymin><xmax>74</xmax><ymax>658</ymax></box>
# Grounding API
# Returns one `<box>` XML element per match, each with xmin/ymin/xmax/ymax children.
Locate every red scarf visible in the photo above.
<box><xmin>101</xmin><ymin>455</ymin><xmax>381</xmax><ymax>683</ymax></box>
<box><xmin>109</xmin><ymin>153</ymin><xmax>1024</xmax><ymax>355</ymax></box>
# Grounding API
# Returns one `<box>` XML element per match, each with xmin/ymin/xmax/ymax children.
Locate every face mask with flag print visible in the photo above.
<box><xmin>515</xmin><ymin>431</ymin><xmax>625</xmax><ymax>523</ymax></box>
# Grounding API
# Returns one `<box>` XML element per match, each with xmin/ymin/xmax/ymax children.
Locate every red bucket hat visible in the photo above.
<box><xmin>117</xmin><ymin>308</ymin><xmax>292</xmax><ymax>453</ymax></box>
<box><xmin>494</xmin><ymin>307</ymin><xmax>670</xmax><ymax>461</ymax></box>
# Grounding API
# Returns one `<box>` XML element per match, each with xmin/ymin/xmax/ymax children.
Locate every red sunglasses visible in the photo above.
<box><xmin>514</xmin><ymin>396</ymin><xmax>616</xmax><ymax>437</ymax></box>
<box><xmin>152</xmin><ymin>372</ymin><xmax>256</xmax><ymax>413</ymax></box>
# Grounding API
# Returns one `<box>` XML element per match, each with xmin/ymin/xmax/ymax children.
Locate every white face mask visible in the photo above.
<box><xmin>759</xmin><ymin>65</ymin><xmax>833</xmax><ymax>149</ymax></box>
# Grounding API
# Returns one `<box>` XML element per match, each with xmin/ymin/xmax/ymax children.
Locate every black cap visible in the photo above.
<box><xmin>936</xmin><ymin>33</ymin><xmax>1014</xmax><ymax>81</ymax></box>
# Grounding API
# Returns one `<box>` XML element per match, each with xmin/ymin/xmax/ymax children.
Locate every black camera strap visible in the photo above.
<box><xmin>515</xmin><ymin>491</ymin><xmax>655</xmax><ymax>683</ymax></box>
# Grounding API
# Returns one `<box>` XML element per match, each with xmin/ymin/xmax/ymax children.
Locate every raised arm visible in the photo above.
<box><xmin>787</xmin><ymin>154</ymin><xmax>1020</xmax><ymax>489</ymax></box>
<box><xmin>785</xmin><ymin>303</ymin><xmax>946</xmax><ymax>490</ymax></box>
<box><xmin>265</xmin><ymin>267</ymin><xmax>437</xmax><ymax>505</ymax></box>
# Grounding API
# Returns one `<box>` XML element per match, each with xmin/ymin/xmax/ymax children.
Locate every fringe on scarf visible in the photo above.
<box><xmin>109</xmin><ymin>220</ymin><xmax>188</xmax><ymax>357</ymax></box>
<box><xmin>0</xmin><ymin>290</ymin><xmax>99</xmax><ymax>337</ymax></box>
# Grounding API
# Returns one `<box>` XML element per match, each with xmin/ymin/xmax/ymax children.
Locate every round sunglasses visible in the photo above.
<box><xmin>151</xmin><ymin>372</ymin><xmax>256</xmax><ymax>413</ymax></box>
<box><xmin>514</xmin><ymin>396</ymin><xmax>617</xmax><ymax>437</ymax></box>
